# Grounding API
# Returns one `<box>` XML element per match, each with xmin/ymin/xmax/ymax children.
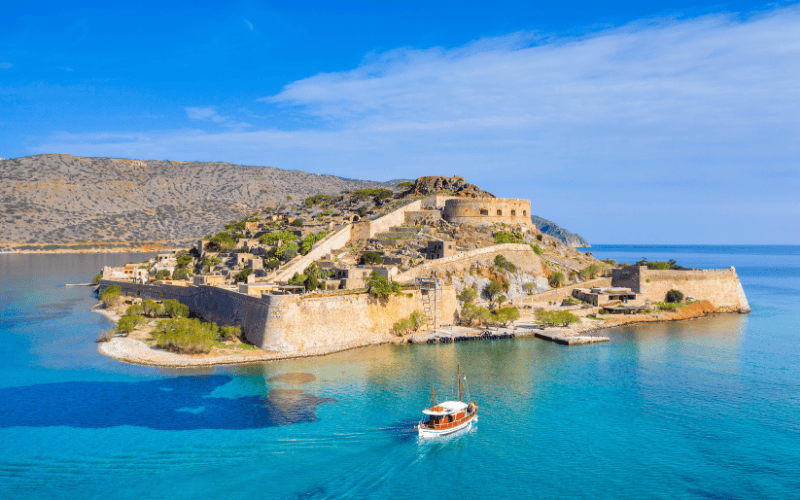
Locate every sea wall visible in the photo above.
<box><xmin>611</xmin><ymin>266</ymin><xmax>750</xmax><ymax>312</ymax></box>
<box><xmin>396</xmin><ymin>243</ymin><xmax>546</xmax><ymax>282</ymax></box>
<box><xmin>98</xmin><ymin>280</ymin><xmax>458</xmax><ymax>353</ymax></box>
<box><xmin>254</xmin><ymin>287</ymin><xmax>458</xmax><ymax>352</ymax></box>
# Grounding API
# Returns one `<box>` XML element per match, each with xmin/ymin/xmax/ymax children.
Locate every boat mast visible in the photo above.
<box><xmin>458</xmin><ymin>362</ymin><xmax>462</xmax><ymax>402</ymax></box>
<box><xmin>431</xmin><ymin>386</ymin><xmax>435</xmax><ymax>408</ymax></box>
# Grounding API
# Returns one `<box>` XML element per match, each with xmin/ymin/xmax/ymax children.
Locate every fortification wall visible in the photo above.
<box><xmin>98</xmin><ymin>280</ymin><xmax>270</xmax><ymax>340</ymax></box>
<box><xmin>443</xmin><ymin>198</ymin><xmax>532</xmax><ymax>227</ymax></box>
<box><xmin>273</xmin><ymin>225</ymin><xmax>352</xmax><ymax>282</ymax></box>
<box><xmin>258</xmin><ymin>288</ymin><xmax>457</xmax><ymax>352</ymax></box>
<box><xmin>611</xmin><ymin>266</ymin><xmax>750</xmax><ymax>312</ymax></box>
<box><xmin>395</xmin><ymin>243</ymin><xmax>546</xmax><ymax>282</ymax></box>
<box><xmin>98</xmin><ymin>280</ymin><xmax>458</xmax><ymax>354</ymax></box>
<box><xmin>421</xmin><ymin>195</ymin><xmax>458</xmax><ymax>209</ymax></box>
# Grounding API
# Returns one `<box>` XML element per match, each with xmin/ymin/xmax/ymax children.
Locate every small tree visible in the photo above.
<box><xmin>92</xmin><ymin>273</ymin><xmax>103</xmax><ymax>285</ymax></box>
<box><xmin>366</xmin><ymin>273</ymin><xmax>401</xmax><ymax>297</ymax></box>
<box><xmin>665</xmin><ymin>290</ymin><xmax>685</xmax><ymax>303</ymax></box>
<box><xmin>360</xmin><ymin>251</ymin><xmax>383</xmax><ymax>265</ymax></box>
<box><xmin>523</xmin><ymin>282</ymin><xmax>536</xmax><ymax>294</ymax></box>
<box><xmin>458</xmin><ymin>288</ymin><xmax>478</xmax><ymax>303</ymax></box>
<box><xmin>142</xmin><ymin>299</ymin><xmax>163</xmax><ymax>317</ymax></box>
<box><xmin>492</xmin><ymin>307</ymin><xmax>520</xmax><ymax>327</ymax></box>
<box><xmin>99</xmin><ymin>285</ymin><xmax>122</xmax><ymax>307</ymax></box>
<box><xmin>163</xmin><ymin>299</ymin><xmax>189</xmax><ymax>318</ymax></box>
<box><xmin>290</xmin><ymin>219</ymin><xmax>304</xmax><ymax>227</ymax></box>
<box><xmin>234</xmin><ymin>268</ymin><xmax>254</xmax><ymax>283</ymax></box>
<box><xmin>494</xmin><ymin>255</ymin><xmax>517</xmax><ymax>273</ymax></box>
<box><xmin>549</xmin><ymin>272</ymin><xmax>565</xmax><ymax>288</ymax></box>
<box><xmin>173</xmin><ymin>267</ymin><xmax>191</xmax><ymax>280</ymax></box>
<box><xmin>485</xmin><ymin>279</ymin><xmax>502</xmax><ymax>301</ymax></box>
<box><xmin>461</xmin><ymin>303</ymin><xmax>492</xmax><ymax>327</ymax></box>
<box><xmin>155</xmin><ymin>269</ymin><xmax>171</xmax><ymax>280</ymax></box>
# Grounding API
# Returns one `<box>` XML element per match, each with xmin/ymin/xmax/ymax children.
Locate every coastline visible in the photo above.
<box><xmin>94</xmin><ymin>301</ymin><xmax>722</xmax><ymax>367</ymax></box>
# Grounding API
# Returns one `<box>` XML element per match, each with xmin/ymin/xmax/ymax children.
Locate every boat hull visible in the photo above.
<box><xmin>418</xmin><ymin>414</ymin><xmax>477</xmax><ymax>438</ymax></box>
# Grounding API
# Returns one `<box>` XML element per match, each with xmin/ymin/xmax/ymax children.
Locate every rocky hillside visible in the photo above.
<box><xmin>530</xmin><ymin>215</ymin><xmax>589</xmax><ymax>248</ymax></box>
<box><xmin>0</xmin><ymin>155</ymin><xmax>398</xmax><ymax>250</ymax></box>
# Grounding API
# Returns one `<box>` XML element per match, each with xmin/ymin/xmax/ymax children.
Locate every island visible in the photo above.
<box><xmin>93</xmin><ymin>176</ymin><xmax>750</xmax><ymax>366</ymax></box>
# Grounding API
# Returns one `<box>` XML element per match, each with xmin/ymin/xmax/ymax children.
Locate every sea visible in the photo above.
<box><xmin>0</xmin><ymin>246</ymin><xmax>798</xmax><ymax>500</ymax></box>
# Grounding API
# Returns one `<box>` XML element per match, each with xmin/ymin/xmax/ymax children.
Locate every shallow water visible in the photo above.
<box><xmin>0</xmin><ymin>247</ymin><xmax>798</xmax><ymax>499</ymax></box>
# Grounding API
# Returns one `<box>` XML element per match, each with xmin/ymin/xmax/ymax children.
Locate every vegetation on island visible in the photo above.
<box><xmin>536</xmin><ymin>310</ymin><xmax>580</xmax><ymax>327</ymax></box>
<box><xmin>392</xmin><ymin>310</ymin><xmax>427</xmax><ymax>335</ymax></box>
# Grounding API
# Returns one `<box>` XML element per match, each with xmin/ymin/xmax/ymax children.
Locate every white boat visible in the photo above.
<box><xmin>417</xmin><ymin>363</ymin><xmax>478</xmax><ymax>438</ymax></box>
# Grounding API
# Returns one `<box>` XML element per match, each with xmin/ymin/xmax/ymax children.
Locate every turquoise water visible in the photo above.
<box><xmin>0</xmin><ymin>247</ymin><xmax>798</xmax><ymax>499</ymax></box>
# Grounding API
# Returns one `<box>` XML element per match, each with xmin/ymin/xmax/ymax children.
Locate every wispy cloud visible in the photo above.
<box><xmin>185</xmin><ymin>106</ymin><xmax>251</xmax><ymax>129</ymax></box>
<box><xmin>244</xmin><ymin>19</ymin><xmax>254</xmax><ymax>31</ymax></box>
<box><xmin>31</xmin><ymin>7</ymin><xmax>800</xmax><ymax>243</ymax></box>
<box><xmin>0</xmin><ymin>63</ymin><xmax>12</xmax><ymax>69</ymax></box>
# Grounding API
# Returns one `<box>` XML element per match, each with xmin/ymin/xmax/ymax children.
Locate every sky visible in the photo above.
<box><xmin>1</xmin><ymin>1</ymin><xmax>799</xmax><ymax>244</ymax></box>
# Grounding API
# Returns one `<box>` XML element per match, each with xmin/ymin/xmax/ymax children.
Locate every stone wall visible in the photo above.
<box><xmin>395</xmin><ymin>243</ymin><xmax>546</xmax><ymax>282</ymax></box>
<box><xmin>443</xmin><ymin>198</ymin><xmax>532</xmax><ymax>227</ymax></box>
<box><xmin>611</xmin><ymin>266</ymin><xmax>750</xmax><ymax>312</ymax></box>
<box><xmin>506</xmin><ymin>277</ymin><xmax>612</xmax><ymax>312</ymax></box>
<box><xmin>98</xmin><ymin>279</ymin><xmax>458</xmax><ymax>353</ymax></box>
<box><xmin>255</xmin><ymin>287</ymin><xmax>458</xmax><ymax>352</ymax></box>
<box><xmin>273</xmin><ymin>225</ymin><xmax>353</xmax><ymax>282</ymax></box>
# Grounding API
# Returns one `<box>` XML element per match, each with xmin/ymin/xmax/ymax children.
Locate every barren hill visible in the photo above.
<box><xmin>0</xmin><ymin>154</ymin><xmax>399</xmax><ymax>250</ymax></box>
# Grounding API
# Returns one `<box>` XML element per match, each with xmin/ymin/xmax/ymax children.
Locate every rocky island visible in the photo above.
<box><xmin>92</xmin><ymin>176</ymin><xmax>750</xmax><ymax>366</ymax></box>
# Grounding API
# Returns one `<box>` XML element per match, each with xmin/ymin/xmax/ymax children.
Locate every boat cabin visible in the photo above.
<box><xmin>420</xmin><ymin>401</ymin><xmax>476</xmax><ymax>430</ymax></box>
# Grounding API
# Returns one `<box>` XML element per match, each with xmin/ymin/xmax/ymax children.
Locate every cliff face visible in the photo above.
<box><xmin>530</xmin><ymin>215</ymin><xmax>589</xmax><ymax>248</ymax></box>
<box><xmin>0</xmin><ymin>154</ymin><xmax>397</xmax><ymax>248</ymax></box>
<box><xmin>405</xmin><ymin>175</ymin><xmax>495</xmax><ymax>198</ymax></box>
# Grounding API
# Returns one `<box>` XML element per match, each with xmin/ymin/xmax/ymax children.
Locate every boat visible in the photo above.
<box><xmin>417</xmin><ymin>363</ymin><xmax>478</xmax><ymax>438</ymax></box>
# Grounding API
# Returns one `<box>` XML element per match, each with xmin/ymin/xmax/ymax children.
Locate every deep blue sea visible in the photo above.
<box><xmin>1</xmin><ymin>246</ymin><xmax>798</xmax><ymax>499</ymax></box>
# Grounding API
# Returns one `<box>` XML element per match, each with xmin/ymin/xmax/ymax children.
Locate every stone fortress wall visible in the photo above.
<box><xmin>395</xmin><ymin>243</ymin><xmax>546</xmax><ymax>282</ymax></box>
<box><xmin>612</xmin><ymin>266</ymin><xmax>750</xmax><ymax>312</ymax></box>
<box><xmin>442</xmin><ymin>198</ymin><xmax>532</xmax><ymax>227</ymax></box>
<box><xmin>98</xmin><ymin>280</ymin><xmax>457</xmax><ymax>354</ymax></box>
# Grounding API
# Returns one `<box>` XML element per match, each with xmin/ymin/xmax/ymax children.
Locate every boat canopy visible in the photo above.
<box><xmin>422</xmin><ymin>400</ymin><xmax>468</xmax><ymax>416</ymax></box>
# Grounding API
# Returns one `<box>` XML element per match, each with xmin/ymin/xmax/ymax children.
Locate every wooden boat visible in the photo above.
<box><xmin>417</xmin><ymin>363</ymin><xmax>478</xmax><ymax>438</ymax></box>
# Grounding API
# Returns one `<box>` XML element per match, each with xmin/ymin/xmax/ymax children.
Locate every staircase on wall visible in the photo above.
<box><xmin>416</xmin><ymin>277</ymin><xmax>444</xmax><ymax>328</ymax></box>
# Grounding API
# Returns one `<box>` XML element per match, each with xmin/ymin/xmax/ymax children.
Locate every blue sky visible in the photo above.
<box><xmin>2</xmin><ymin>1</ymin><xmax>799</xmax><ymax>244</ymax></box>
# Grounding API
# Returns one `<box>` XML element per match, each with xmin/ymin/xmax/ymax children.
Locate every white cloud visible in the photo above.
<box><xmin>0</xmin><ymin>62</ymin><xmax>12</xmax><ymax>69</ymax></box>
<box><xmin>244</xmin><ymin>19</ymin><xmax>254</xmax><ymax>31</ymax></box>
<box><xmin>185</xmin><ymin>106</ymin><xmax>251</xmax><ymax>129</ymax></box>
<box><xmin>31</xmin><ymin>7</ymin><xmax>800</xmax><ymax>243</ymax></box>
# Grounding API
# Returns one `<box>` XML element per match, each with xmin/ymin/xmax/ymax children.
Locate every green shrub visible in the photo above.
<box><xmin>523</xmin><ymin>282</ymin><xmax>536</xmax><ymax>294</ymax></box>
<box><xmin>485</xmin><ymin>279</ymin><xmax>503</xmax><ymax>300</ymax></box>
<box><xmin>142</xmin><ymin>300</ymin><xmax>164</xmax><ymax>317</ymax></box>
<box><xmin>116</xmin><ymin>314</ymin><xmax>144</xmax><ymax>335</ymax></box>
<box><xmin>99</xmin><ymin>285</ymin><xmax>122</xmax><ymax>306</ymax></box>
<box><xmin>578</xmin><ymin>263</ymin><xmax>602</xmax><ymax>280</ymax></box>
<box><xmin>153</xmin><ymin>318</ymin><xmax>217</xmax><ymax>354</ymax></box>
<box><xmin>234</xmin><ymin>268</ymin><xmax>254</xmax><ymax>283</ymax></box>
<box><xmin>176</xmin><ymin>255</ymin><xmax>193</xmax><ymax>267</ymax></box>
<box><xmin>259</xmin><ymin>230</ymin><xmax>299</xmax><ymax>246</ymax></box>
<box><xmin>665</xmin><ymin>289</ymin><xmax>685</xmax><ymax>303</ymax></box>
<box><xmin>603</xmin><ymin>259</ymin><xmax>617</xmax><ymax>266</ymax></box>
<box><xmin>360</xmin><ymin>251</ymin><xmax>383</xmax><ymax>265</ymax></box>
<box><xmin>549</xmin><ymin>271</ymin><xmax>565</xmax><ymax>288</ymax></box>
<box><xmin>220</xmin><ymin>326</ymin><xmax>242</xmax><ymax>341</ymax></box>
<box><xmin>494</xmin><ymin>254</ymin><xmax>517</xmax><ymax>273</ymax></box>
<box><xmin>392</xmin><ymin>310</ymin><xmax>426</xmax><ymax>335</ymax></box>
<box><xmin>492</xmin><ymin>307</ymin><xmax>520</xmax><ymax>326</ymax></box>
<box><xmin>265</xmin><ymin>258</ymin><xmax>281</xmax><ymax>270</ymax></box>
<box><xmin>163</xmin><ymin>299</ymin><xmax>189</xmax><ymax>318</ymax></box>
<box><xmin>299</xmin><ymin>230</ymin><xmax>331</xmax><ymax>255</ymax></box>
<box><xmin>530</xmin><ymin>244</ymin><xmax>543</xmax><ymax>255</ymax></box>
<box><xmin>172</xmin><ymin>267</ymin><xmax>191</xmax><ymax>280</ymax></box>
<box><xmin>290</xmin><ymin>219</ymin><xmax>304</xmax><ymax>227</ymax></box>
<box><xmin>397</xmin><ymin>181</ymin><xmax>415</xmax><ymax>190</ymax></box>
<box><xmin>458</xmin><ymin>288</ymin><xmax>478</xmax><ymax>303</ymax></box>
<box><xmin>208</xmin><ymin>231</ymin><xmax>236</xmax><ymax>252</ymax></box>
<box><xmin>536</xmin><ymin>310</ymin><xmax>580</xmax><ymax>327</ymax></box>
<box><xmin>494</xmin><ymin>231</ymin><xmax>525</xmax><ymax>244</ymax></box>
<box><xmin>366</xmin><ymin>273</ymin><xmax>401</xmax><ymax>297</ymax></box>
<box><xmin>155</xmin><ymin>269</ymin><xmax>171</xmax><ymax>280</ymax></box>
<box><xmin>92</xmin><ymin>273</ymin><xmax>103</xmax><ymax>285</ymax></box>
<box><xmin>125</xmin><ymin>304</ymin><xmax>144</xmax><ymax>316</ymax></box>
<box><xmin>460</xmin><ymin>303</ymin><xmax>492</xmax><ymax>326</ymax></box>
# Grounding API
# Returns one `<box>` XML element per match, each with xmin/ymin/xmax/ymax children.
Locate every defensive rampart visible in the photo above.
<box><xmin>98</xmin><ymin>280</ymin><xmax>458</xmax><ymax>353</ymax></box>
<box><xmin>273</xmin><ymin>224</ymin><xmax>353</xmax><ymax>282</ymax></box>
<box><xmin>395</xmin><ymin>243</ymin><xmax>546</xmax><ymax>282</ymax></box>
<box><xmin>443</xmin><ymin>198</ymin><xmax>532</xmax><ymax>227</ymax></box>
<box><xmin>611</xmin><ymin>266</ymin><xmax>750</xmax><ymax>312</ymax></box>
